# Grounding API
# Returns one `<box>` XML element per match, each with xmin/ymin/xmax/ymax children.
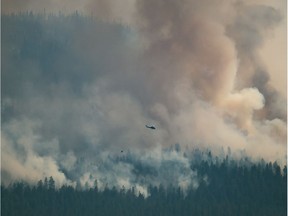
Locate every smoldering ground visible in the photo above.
<box><xmin>1</xmin><ymin>0</ymin><xmax>286</xmax><ymax>193</ymax></box>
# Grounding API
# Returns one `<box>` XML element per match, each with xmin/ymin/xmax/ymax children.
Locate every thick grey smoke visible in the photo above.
<box><xmin>1</xmin><ymin>0</ymin><xmax>286</xmax><ymax>191</ymax></box>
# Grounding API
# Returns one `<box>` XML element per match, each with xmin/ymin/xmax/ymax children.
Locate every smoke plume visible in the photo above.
<box><xmin>1</xmin><ymin>0</ymin><xmax>286</xmax><ymax>192</ymax></box>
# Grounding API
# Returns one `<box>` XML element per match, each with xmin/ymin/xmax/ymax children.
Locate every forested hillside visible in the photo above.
<box><xmin>2</xmin><ymin>158</ymin><xmax>286</xmax><ymax>216</ymax></box>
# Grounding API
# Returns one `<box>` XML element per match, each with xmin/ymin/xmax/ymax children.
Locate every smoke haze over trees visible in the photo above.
<box><xmin>1</xmin><ymin>157</ymin><xmax>286</xmax><ymax>216</ymax></box>
<box><xmin>1</xmin><ymin>0</ymin><xmax>287</xmax><ymax>205</ymax></box>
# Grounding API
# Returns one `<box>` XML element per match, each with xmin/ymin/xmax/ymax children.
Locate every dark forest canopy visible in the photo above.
<box><xmin>1</xmin><ymin>158</ymin><xmax>287</xmax><ymax>216</ymax></box>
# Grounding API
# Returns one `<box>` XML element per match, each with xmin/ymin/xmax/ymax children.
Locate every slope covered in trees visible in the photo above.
<box><xmin>2</xmin><ymin>159</ymin><xmax>286</xmax><ymax>216</ymax></box>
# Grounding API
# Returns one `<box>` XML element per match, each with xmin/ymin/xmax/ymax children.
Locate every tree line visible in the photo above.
<box><xmin>2</xmin><ymin>158</ymin><xmax>286</xmax><ymax>216</ymax></box>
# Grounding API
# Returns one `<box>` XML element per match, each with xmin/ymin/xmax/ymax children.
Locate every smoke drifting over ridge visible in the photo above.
<box><xmin>1</xmin><ymin>0</ymin><xmax>287</xmax><ymax>192</ymax></box>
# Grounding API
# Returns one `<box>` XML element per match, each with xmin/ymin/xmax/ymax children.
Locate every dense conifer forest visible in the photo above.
<box><xmin>2</xmin><ymin>158</ymin><xmax>287</xmax><ymax>216</ymax></box>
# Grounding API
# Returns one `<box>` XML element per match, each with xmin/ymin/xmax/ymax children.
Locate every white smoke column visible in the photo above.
<box><xmin>135</xmin><ymin>0</ymin><xmax>239</xmax><ymax>105</ymax></box>
<box><xmin>1</xmin><ymin>0</ymin><xmax>286</xmax><ymax>188</ymax></box>
<box><xmin>134</xmin><ymin>0</ymin><xmax>286</xmax><ymax>163</ymax></box>
<box><xmin>220</xmin><ymin>88</ymin><xmax>265</xmax><ymax>133</ymax></box>
<box><xmin>1</xmin><ymin>118</ymin><xmax>75</xmax><ymax>187</ymax></box>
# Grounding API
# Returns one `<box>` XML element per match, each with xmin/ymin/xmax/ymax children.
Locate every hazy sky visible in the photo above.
<box><xmin>1</xmin><ymin>0</ymin><xmax>287</xmax><ymax>191</ymax></box>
